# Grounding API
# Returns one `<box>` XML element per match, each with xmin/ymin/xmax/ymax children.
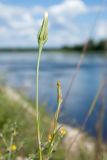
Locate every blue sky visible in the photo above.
<box><xmin>0</xmin><ymin>0</ymin><xmax>107</xmax><ymax>47</ymax></box>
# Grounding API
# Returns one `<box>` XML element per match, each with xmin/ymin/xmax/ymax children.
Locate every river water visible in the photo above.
<box><xmin>0</xmin><ymin>52</ymin><xmax>107</xmax><ymax>139</ymax></box>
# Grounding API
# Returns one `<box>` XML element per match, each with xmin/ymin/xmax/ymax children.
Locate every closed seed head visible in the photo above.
<box><xmin>38</xmin><ymin>12</ymin><xmax>48</xmax><ymax>47</ymax></box>
<box><xmin>57</xmin><ymin>80</ymin><xmax>63</xmax><ymax>105</ymax></box>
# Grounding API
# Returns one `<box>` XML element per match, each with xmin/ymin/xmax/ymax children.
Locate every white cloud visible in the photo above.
<box><xmin>49</xmin><ymin>0</ymin><xmax>87</xmax><ymax>16</ymax></box>
<box><xmin>0</xmin><ymin>3</ymin><xmax>36</xmax><ymax>28</ymax></box>
<box><xmin>0</xmin><ymin>3</ymin><xmax>27</xmax><ymax>20</ymax></box>
<box><xmin>0</xmin><ymin>3</ymin><xmax>42</xmax><ymax>46</ymax></box>
<box><xmin>32</xmin><ymin>6</ymin><xmax>45</xmax><ymax>15</ymax></box>
<box><xmin>46</xmin><ymin>0</ymin><xmax>90</xmax><ymax>47</ymax></box>
<box><xmin>0</xmin><ymin>1</ymin><xmax>106</xmax><ymax>47</ymax></box>
<box><xmin>0</xmin><ymin>26</ymin><xmax>7</xmax><ymax>34</ymax></box>
<box><xmin>96</xmin><ymin>21</ymin><xmax>107</xmax><ymax>39</ymax></box>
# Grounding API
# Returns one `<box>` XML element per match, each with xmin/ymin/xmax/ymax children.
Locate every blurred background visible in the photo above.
<box><xmin>0</xmin><ymin>0</ymin><xmax>107</xmax><ymax>139</ymax></box>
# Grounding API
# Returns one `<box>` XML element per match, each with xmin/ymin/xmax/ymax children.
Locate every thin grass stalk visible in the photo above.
<box><xmin>0</xmin><ymin>134</ymin><xmax>8</xmax><ymax>148</ymax></box>
<box><xmin>95</xmin><ymin>105</ymin><xmax>105</xmax><ymax>160</ymax></box>
<box><xmin>95</xmin><ymin>83</ymin><xmax>106</xmax><ymax>160</ymax></box>
<box><xmin>82</xmin><ymin>80</ymin><xmax>105</xmax><ymax>128</ymax></box>
<box><xmin>47</xmin><ymin>126</ymin><xmax>62</xmax><ymax>160</ymax></box>
<box><xmin>62</xmin><ymin>0</ymin><xmax>105</xmax><ymax>107</ymax></box>
<box><xmin>69</xmin><ymin>80</ymin><xmax>105</xmax><ymax>149</ymax></box>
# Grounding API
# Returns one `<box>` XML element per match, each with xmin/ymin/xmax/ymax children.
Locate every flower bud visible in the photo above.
<box><xmin>38</xmin><ymin>12</ymin><xmax>48</xmax><ymax>47</ymax></box>
<box><xmin>59</xmin><ymin>127</ymin><xmax>67</xmax><ymax>137</ymax></box>
<box><xmin>48</xmin><ymin>134</ymin><xmax>52</xmax><ymax>142</ymax></box>
<box><xmin>8</xmin><ymin>145</ymin><xmax>17</xmax><ymax>152</ymax></box>
<box><xmin>57</xmin><ymin>80</ymin><xmax>63</xmax><ymax>105</ymax></box>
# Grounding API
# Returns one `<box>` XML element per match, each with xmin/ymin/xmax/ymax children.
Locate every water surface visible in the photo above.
<box><xmin>0</xmin><ymin>52</ymin><xmax>107</xmax><ymax>139</ymax></box>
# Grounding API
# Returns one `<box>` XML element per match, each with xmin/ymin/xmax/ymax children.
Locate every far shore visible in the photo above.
<box><xmin>0</xmin><ymin>39</ymin><xmax>106</xmax><ymax>53</ymax></box>
<box><xmin>0</xmin><ymin>48</ymin><xmax>106</xmax><ymax>54</ymax></box>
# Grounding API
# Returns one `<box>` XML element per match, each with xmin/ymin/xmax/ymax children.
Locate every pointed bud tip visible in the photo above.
<box><xmin>44</xmin><ymin>12</ymin><xmax>48</xmax><ymax>18</ymax></box>
<box><xmin>37</xmin><ymin>11</ymin><xmax>48</xmax><ymax>46</ymax></box>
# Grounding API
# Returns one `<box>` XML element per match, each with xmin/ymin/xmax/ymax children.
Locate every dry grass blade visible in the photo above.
<box><xmin>83</xmin><ymin>80</ymin><xmax>105</xmax><ymax>128</ymax></box>
<box><xmin>95</xmin><ymin>85</ymin><xmax>106</xmax><ymax>160</ymax></box>
<box><xmin>69</xmin><ymin>80</ymin><xmax>105</xmax><ymax>149</ymax></box>
<box><xmin>62</xmin><ymin>0</ymin><xmax>106</xmax><ymax>107</ymax></box>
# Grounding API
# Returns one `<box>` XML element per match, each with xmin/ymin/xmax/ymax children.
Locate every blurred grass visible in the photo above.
<box><xmin>0</xmin><ymin>86</ymin><xmax>65</xmax><ymax>159</ymax></box>
<box><xmin>0</xmin><ymin>86</ymin><xmax>107</xmax><ymax>160</ymax></box>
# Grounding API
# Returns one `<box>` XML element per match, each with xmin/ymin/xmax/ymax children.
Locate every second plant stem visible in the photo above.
<box><xmin>8</xmin><ymin>134</ymin><xmax>14</xmax><ymax>160</ymax></box>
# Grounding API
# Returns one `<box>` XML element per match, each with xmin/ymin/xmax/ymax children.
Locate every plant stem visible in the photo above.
<box><xmin>36</xmin><ymin>44</ymin><xmax>43</xmax><ymax>160</ymax></box>
<box><xmin>1</xmin><ymin>135</ymin><xmax>8</xmax><ymax>148</ymax></box>
<box><xmin>8</xmin><ymin>134</ymin><xmax>14</xmax><ymax>160</ymax></box>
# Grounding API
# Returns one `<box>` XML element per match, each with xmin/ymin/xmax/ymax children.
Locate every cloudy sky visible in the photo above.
<box><xmin>0</xmin><ymin>0</ymin><xmax>107</xmax><ymax>47</ymax></box>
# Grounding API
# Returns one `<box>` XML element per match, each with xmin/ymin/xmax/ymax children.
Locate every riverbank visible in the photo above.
<box><xmin>0</xmin><ymin>86</ymin><xmax>107</xmax><ymax>160</ymax></box>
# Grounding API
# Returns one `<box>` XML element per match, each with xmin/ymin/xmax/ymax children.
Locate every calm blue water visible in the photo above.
<box><xmin>0</xmin><ymin>52</ymin><xmax>107</xmax><ymax>139</ymax></box>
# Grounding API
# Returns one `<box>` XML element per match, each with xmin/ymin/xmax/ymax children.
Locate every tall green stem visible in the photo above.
<box><xmin>36</xmin><ymin>44</ymin><xmax>43</xmax><ymax>160</ymax></box>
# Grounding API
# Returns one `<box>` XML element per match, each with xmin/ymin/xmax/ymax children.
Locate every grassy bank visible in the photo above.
<box><xmin>0</xmin><ymin>86</ymin><xmax>65</xmax><ymax>159</ymax></box>
<box><xmin>0</xmin><ymin>86</ymin><xmax>107</xmax><ymax>160</ymax></box>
